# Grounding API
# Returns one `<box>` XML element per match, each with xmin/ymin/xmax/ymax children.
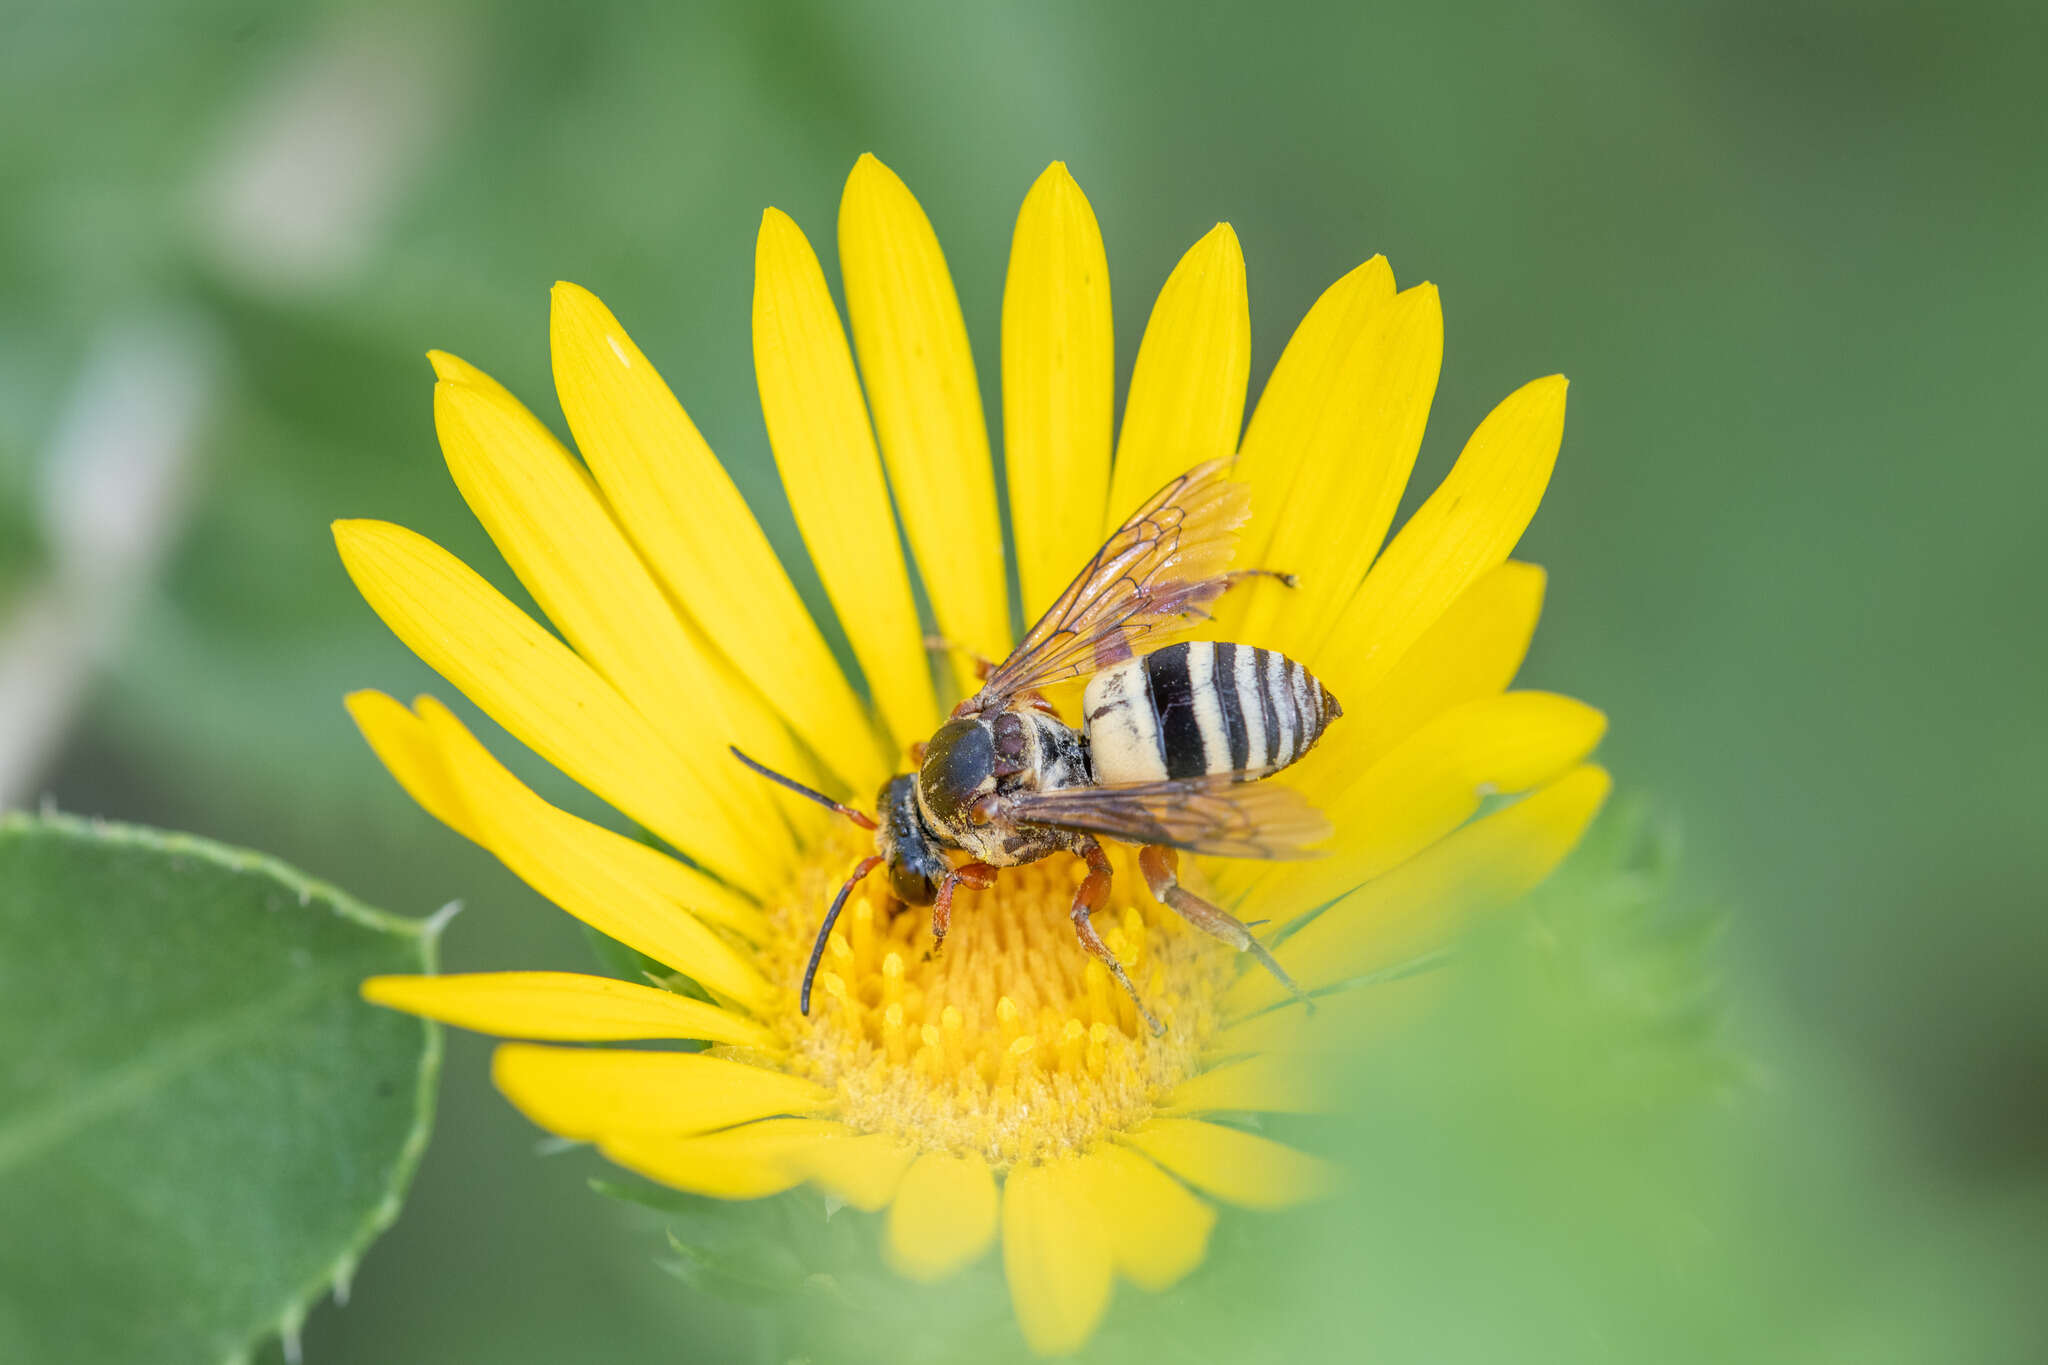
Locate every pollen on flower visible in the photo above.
<box><xmin>743</xmin><ymin>829</ymin><xmax>1235</xmax><ymax>1168</ymax></box>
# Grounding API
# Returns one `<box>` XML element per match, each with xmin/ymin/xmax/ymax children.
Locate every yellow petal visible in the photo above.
<box><xmin>1330</xmin><ymin>560</ymin><xmax>1546</xmax><ymax>773</ymax></box>
<box><xmin>1210</xmin><ymin>562</ymin><xmax>1545</xmax><ymax>898</ymax></box>
<box><xmin>885</xmin><ymin>1150</ymin><xmax>999</xmax><ymax>1282</ymax></box>
<box><xmin>1316</xmin><ymin>375</ymin><xmax>1568</xmax><ymax>701</ymax></box>
<box><xmin>1209</xmin><ymin>970</ymin><xmax>1439</xmax><ymax>1056</ymax></box>
<box><xmin>787</xmin><ymin>1131</ymin><xmax>918</xmax><ymax>1213</ymax></box>
<box><xmin>361</xmin><ymin>972</ymin><xmax>775</xmax><ymax>1048</ymax></box>
<box><xmin>1069</xmin><ymin>1143</ymin><xmax>1215</xmax><ymax>1292</ymax></box>
<box><xmin>1231</xmin><ymin>690</ymin><xmax>1605</xmax><ymax>923</ymax></box>
<box><xmin>1226</xmin><ymin>257</ymin><xmax>1392</xmax><ymax>580</ymax></box>
<box><xmin>332</xmin><ymin>518</ymin><xmax>784</xmax><ymax>895</ymax></box>
<box><xmin>601</xmin><ymin>1118</ymin><xmax>846</xmax><ymax>1200</ymax></box>
<box><xmin>1163</xmin><ymin>1054</ymin><xmax>1327</xmax><ymax>1115</ymax></box>
<box><xmin>428</xmin><ymin>361</ymin><xmax>815</xmax><ymax>846</ymax></box>
<box><xmin>753</xmin><ymin>208</ymin><xmax>939</xmax><ymax>753</ymax></box>
<box><xmin>1120</xmin><ymin>1119</ymin><xmax>1339</xmax><ymax>1210</ymax></box>
<box><xmin>364</xmin><ymin>692</ymin><xmax>762</xmax><ymax>941</ymax></box>
<box><xmin>1215</xmin><ymin>565</ymin><xmax>1544</xmax><ymax>904</ymax></box>
<box><xmin>1104</xmin><ymin>223</ymin><xmax>1249</xmax><ymax>531</ymax></box>
<box><xmin>1002</xmin><ymin>162</ymin><xmax>1114</xmax><ymax>622</ymax></box>
<box><xmin>492</xmin><ymin>1043</ymin><xmax>830</xmax><ymax>1139</ymax></box>
<box><xmin>1229</xmin><ymin>274</ymin><xmax>1444</xmax><ymax>661</ymax></box>
<box><xmin>344</xmin><ymin>690</ymin><xmax>477</xmax><ymax>842</ymax></box>
<box><xmin>838</xmin><ymin>154</ymin><xmax>1010</xmax><ymax>663</ymax></box>
<box><xmin>547</xmin><ymin>285</ymin><xmax>888</xmax><ymax>792</ymax></box>
<box><xmin>416</xmin><ymin>698</ymin><xmax>775</xmax><ymax>1008</ymax></box>
<box><xmin>1003</xmin><ymin>1159</ymin><xmax>1113</xmax><ymax>1357</ymax></box>
<box><xmin>1228</xmin><ymin>763</ymin><xmax>1613</xmax><ymax>1015</ymax></box>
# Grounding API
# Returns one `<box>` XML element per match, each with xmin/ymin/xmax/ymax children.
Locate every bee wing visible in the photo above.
<box><xmin>1006</xmin><ymin>774</ymin><xmax>1331</xmax><ymax>861</ymax></box>
<box><xmin>968</xmin><ymin>459</ymin><xmax>1251</xmax><ymax>710</ymax></box>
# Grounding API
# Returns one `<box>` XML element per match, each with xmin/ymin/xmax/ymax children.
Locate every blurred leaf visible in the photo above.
<box><xmin>594</xmin><ymin>1179</ymin><xmax>858</xmax><ymax>1306</ymax></box>
<box><xmin>663</xmin><ymin>1226</ymin><xmax>818</xmax><ymax>1308</ymax></box>
<box><xmin>1512</xmin><ymin>797</ymin><xmax>1746</xmax><ymax>1112</ymax></box>
<box><xmin>592</xmin><ymin>1177</ymin><xmax>1024</xmax><ymax>1362</ymax></box>
<box><xmin>0</xmin><ymin>476</ymin><xmax>38</xmax><ymax>607</ymax></box>
<box><xmin>0</xmin><ymin>812</ymin><xmax>440</xmax><ymax>1365</ymax></box>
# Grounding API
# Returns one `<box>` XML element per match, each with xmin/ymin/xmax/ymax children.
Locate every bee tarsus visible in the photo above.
<box><xmin>928</xmin><ymin>860</ymin><xmax>997</xmax><ymax>957</ymax></box>
<box><xmin>1071</xmin><ymin>835</ymin><xmax>1164</xmax><ymax>1036</ymax></box>
<box><xmin>1139</xmin><ymin>844</ymin><xmax>1313</xmax><ymax>1013</ymax></box>
<box><xmin>1221</xmin><ymin>567</ymin><xmax>1299</xmax><ymax>591</ymax></box>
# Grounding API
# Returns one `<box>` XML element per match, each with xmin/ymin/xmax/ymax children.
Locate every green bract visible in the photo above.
<box><xmin>0</xmin><ymin>813</ymin><xmax>439</xmax><ymax>1365</ymax></box>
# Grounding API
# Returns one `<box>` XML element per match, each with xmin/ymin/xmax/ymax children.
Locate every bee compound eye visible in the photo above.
<box><xmin>890</xmin><ymin>860</ymin><xmax>936</xmax><ymax>905</ymax></box>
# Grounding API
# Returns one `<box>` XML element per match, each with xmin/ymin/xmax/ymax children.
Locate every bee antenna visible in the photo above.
<box><xmin>729</xmin><ymin>746</ymin><xmax>877</xmax><ymax>831</ymax></box>
<box><xmin>802</xmin><ymin>856</ymin><xmax>882</xmax><ymax>1014</ymax></box>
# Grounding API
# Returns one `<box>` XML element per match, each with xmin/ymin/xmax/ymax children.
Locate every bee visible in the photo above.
<box><xmin>733</xmin><ymin>458</ymin><xmax>1340</xmax><ymax>1033</ymax></box>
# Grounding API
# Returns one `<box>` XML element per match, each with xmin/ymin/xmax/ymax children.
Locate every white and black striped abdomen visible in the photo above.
<box><xmin>1081</xmin><ymin>641</ymin><xmax>1342</xmax><ymax>785</ymax></box>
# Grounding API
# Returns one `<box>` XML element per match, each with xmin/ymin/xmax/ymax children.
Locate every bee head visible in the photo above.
<box><xmin>918</xmin><ymin>718</ymin><xmax>997</xmax><ymax>829</ymax></box>
<box><xmin>874</xmin><ymin>773</ymin><xmax>945</xmax><ymax>905</ymax></box>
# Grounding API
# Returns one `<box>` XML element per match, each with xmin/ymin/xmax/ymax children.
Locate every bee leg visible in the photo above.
<box><xmin>929</xmin><ymin>861</ymin><xmax>997</xmax><ymax>957</ymax></box>
<box><xmin>923</xmin><ymin>634</ymin><xmax>999</xmax><ymax>682</ymax></box>
<box><xmin>1222</xmin><ymin>568</ymin><xmax>1300</xmax><ymax>592</ymax></box>
<box><xmin>1139</xmin><ymin>845</ymin><xmax>1313</xmax><ymax>1010</ymax></box>
<box><xmin>1071</xmin><ymin>836</ymin><xmax>1165</xmax><ymax>1036</ymax></box>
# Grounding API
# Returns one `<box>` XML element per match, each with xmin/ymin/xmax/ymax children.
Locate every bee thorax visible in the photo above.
<box><xmin>913</xmin><ymin>710</ymin><xmax>1088</xmax><ymax>867</ymax></box>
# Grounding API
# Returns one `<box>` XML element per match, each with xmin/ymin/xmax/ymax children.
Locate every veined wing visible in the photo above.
<box><xmin>962</xmin><ymin>458</ymin><xmax>1251</xmax><ymax>713</ymax></box>
<box><xmin>1006</xmin><ymin>774</ymin><xmax>1330</xmax><ymax>861</ymax></box>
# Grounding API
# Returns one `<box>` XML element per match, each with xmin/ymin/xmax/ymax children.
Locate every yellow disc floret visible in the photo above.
<box><xmin>747</xmin><ymin>831</ymin><xmax>1234</xmax><ymax>1168</ymax></box>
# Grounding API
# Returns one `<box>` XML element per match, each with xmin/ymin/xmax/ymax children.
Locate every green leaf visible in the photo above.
<box><xmin>0</xmin><ymin>812</ymin><xmax>440</xmax><ymax>1365</ymax></box>
<box><xmin>1512</xmin><ymin>797</ymin><xmax>1747</xmax><ymax>1110</ymax></box>
<box><xmin>591</xmin><ymin>1177</ymin><xmax>1024</xmax><ymax>1360</ymax></box>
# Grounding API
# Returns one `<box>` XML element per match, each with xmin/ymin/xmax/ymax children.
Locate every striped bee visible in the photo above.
<box><xmin>735</xmin><ymin>458</ymin><xmax>1340</xmax><ymax>1033</ymax></box>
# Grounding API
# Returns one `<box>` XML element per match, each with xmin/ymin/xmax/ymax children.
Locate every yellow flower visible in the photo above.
<box><xmin>342</xmin><ymin>154</ymin><xmax>1608</xmax><ymax>1356</ymax></box>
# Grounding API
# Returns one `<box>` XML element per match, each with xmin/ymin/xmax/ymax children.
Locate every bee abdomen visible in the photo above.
<box><xmin>1082</xmin><ymin>641</ymin><xmax>1341</xmax><ymax>785</ymax></box>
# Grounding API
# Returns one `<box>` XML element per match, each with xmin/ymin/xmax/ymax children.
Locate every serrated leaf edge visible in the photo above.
<box><xmin>0</xmin><ymin>808</ymin><xmax>446</xmax><ymax>1365</ymax></box>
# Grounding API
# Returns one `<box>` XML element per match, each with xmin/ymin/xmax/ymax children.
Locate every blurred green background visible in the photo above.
<box><xmin>5</xmin><ymin>0</ymin><xmax>2043</xmax><ymax>1360</ymax></box>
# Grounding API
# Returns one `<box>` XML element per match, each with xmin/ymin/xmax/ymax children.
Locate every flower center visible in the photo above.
<box><xmin>757</xmin><ymin>830</ymin><xmax>1234</xmax><ymax>1167</ymax></box>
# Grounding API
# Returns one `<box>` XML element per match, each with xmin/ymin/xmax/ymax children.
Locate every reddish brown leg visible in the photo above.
<box><xmin>1141</xmin><ymin>845</ymin><xmax>1312</xmax><ymax>1008</ymax></box>
<box><xmin>1072</xmin><ymin>837</ymin><xmax>1164</xmax><ymax>1036</ymax></box>
<box><xmin>929</xmin><ymin>861</ymin><xmax>997</xmax><ymax>956</ymax></box>
<box><xmin>908</xmin><ymin>740</ymin><xmax>928</xmax><ymax>765</ymax></box>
